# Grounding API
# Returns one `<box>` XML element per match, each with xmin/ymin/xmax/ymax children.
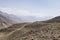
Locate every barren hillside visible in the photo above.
<box><xmin>0</xmin><ymin>16</ymin><xmax>60</xmax><ymax>40</ymax></box>
<box><xmin>0</xmin><ymin>11</ymin><xmax>17</xmax><ymax>29</ymax></box>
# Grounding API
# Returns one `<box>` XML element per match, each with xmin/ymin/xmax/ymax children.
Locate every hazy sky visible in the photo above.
<box><xmin>0</xmin><ymin>0</ymin><xmax>60</xmax><ymax>17</ymax></box>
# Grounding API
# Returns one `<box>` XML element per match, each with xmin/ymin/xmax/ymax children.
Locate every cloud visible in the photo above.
<box><xmin>0</xmin><ymin>7</ymin><xmax>14</xmax><ymax>14</ymax></box>
<box><xmin>0</xmin><ymin>7</ymin><xmax>60</xmax><ymax>17</ymax></box>
<box><xmin>0</xmin><ymin>7</ymin><xmax>42</xmax><ymax>17</ymax></box>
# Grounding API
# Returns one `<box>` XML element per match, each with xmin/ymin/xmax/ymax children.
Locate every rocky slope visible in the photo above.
<box><xmin>0</xmin><ymin>16</ymin><xmax>60</xmax><ymax>40</ymax></box>
<box><xmin>0</xmin><ymin>11</ymin><xmax>17</xmax><ymax>29</ymax></box>
<box><xmin>43</xmin><ymin>16</ymin><xmax>60</xmax><ymax>23</ymax></box>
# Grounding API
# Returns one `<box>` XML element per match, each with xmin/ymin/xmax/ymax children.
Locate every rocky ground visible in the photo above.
<box><xmin>0</xmin><ymin>22</ymin><xmax>60</xmax><ymax>40</ymax></box>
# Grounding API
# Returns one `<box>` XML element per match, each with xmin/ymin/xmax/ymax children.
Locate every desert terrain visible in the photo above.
<box><xmin>0</xmin><ymin>16</ymin><xmax>60</xmax><ymax>40</ymax></box>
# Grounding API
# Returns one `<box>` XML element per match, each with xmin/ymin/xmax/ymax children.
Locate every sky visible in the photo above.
<box><xmin>0</xmin><ymin>0</ymin><xmax>60</xmax><ymax>17</ymax></box>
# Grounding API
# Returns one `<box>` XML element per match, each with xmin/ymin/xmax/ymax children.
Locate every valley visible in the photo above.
<box><xmin>0</xmin><ymin>11</ymin><xmax>60</xmax><ymax>40</ymax></box>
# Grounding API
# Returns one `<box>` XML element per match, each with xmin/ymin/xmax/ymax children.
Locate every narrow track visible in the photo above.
<box><xmin>7</xmin><ymin>24</ymin><xmax>29</xmax><ymax>36</ymax></box>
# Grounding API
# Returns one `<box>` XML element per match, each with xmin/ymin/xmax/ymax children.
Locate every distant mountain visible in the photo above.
<box><xmin>16</xmin><ymin>16</ymin><xmax>53</xmax><ymax>22</ymax></box>
<box><xmin>0</xmin><ymin>11</ymin><xmax>53</xmax><ymax>23</ymax></box>
<box><xmin>0</xmin><ymin>11</ymin><xmax>22</xmax><ymax>22</ymax></box>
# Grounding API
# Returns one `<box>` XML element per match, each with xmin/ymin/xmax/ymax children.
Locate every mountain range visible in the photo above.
<box><xmin>0</xmin><ymin>11</ymin><xmax>53</xmax><ymax>22</ymax></box>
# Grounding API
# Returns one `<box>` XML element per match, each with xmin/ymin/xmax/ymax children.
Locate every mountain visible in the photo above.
<box><xmin>0</xmin><ymin>11</ymin><xmax>54</xmax><ymax>23</ymax></box>
<box><xmin>0</xmin><ymin>11</ymin><xmax>53</xmax><ymax>22</ymax></box>
<box><xmin>43</xmin><ymin>16</ymin><xmax>60</xmax><ymax>23</ymax></box>
<box><xmin>0</xmin><ymin>11</ymin><xmax>17</xmax><ymax>29</ymax></box>
<box><xmin>15</xmin><ymin>16</ymin><xmax>53</xmax><ymax>22</ymax></box>
<box><xmin>0</xmin><ymin>11</ymin><xmax>22</xmax><ymax>22</ymax></box>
